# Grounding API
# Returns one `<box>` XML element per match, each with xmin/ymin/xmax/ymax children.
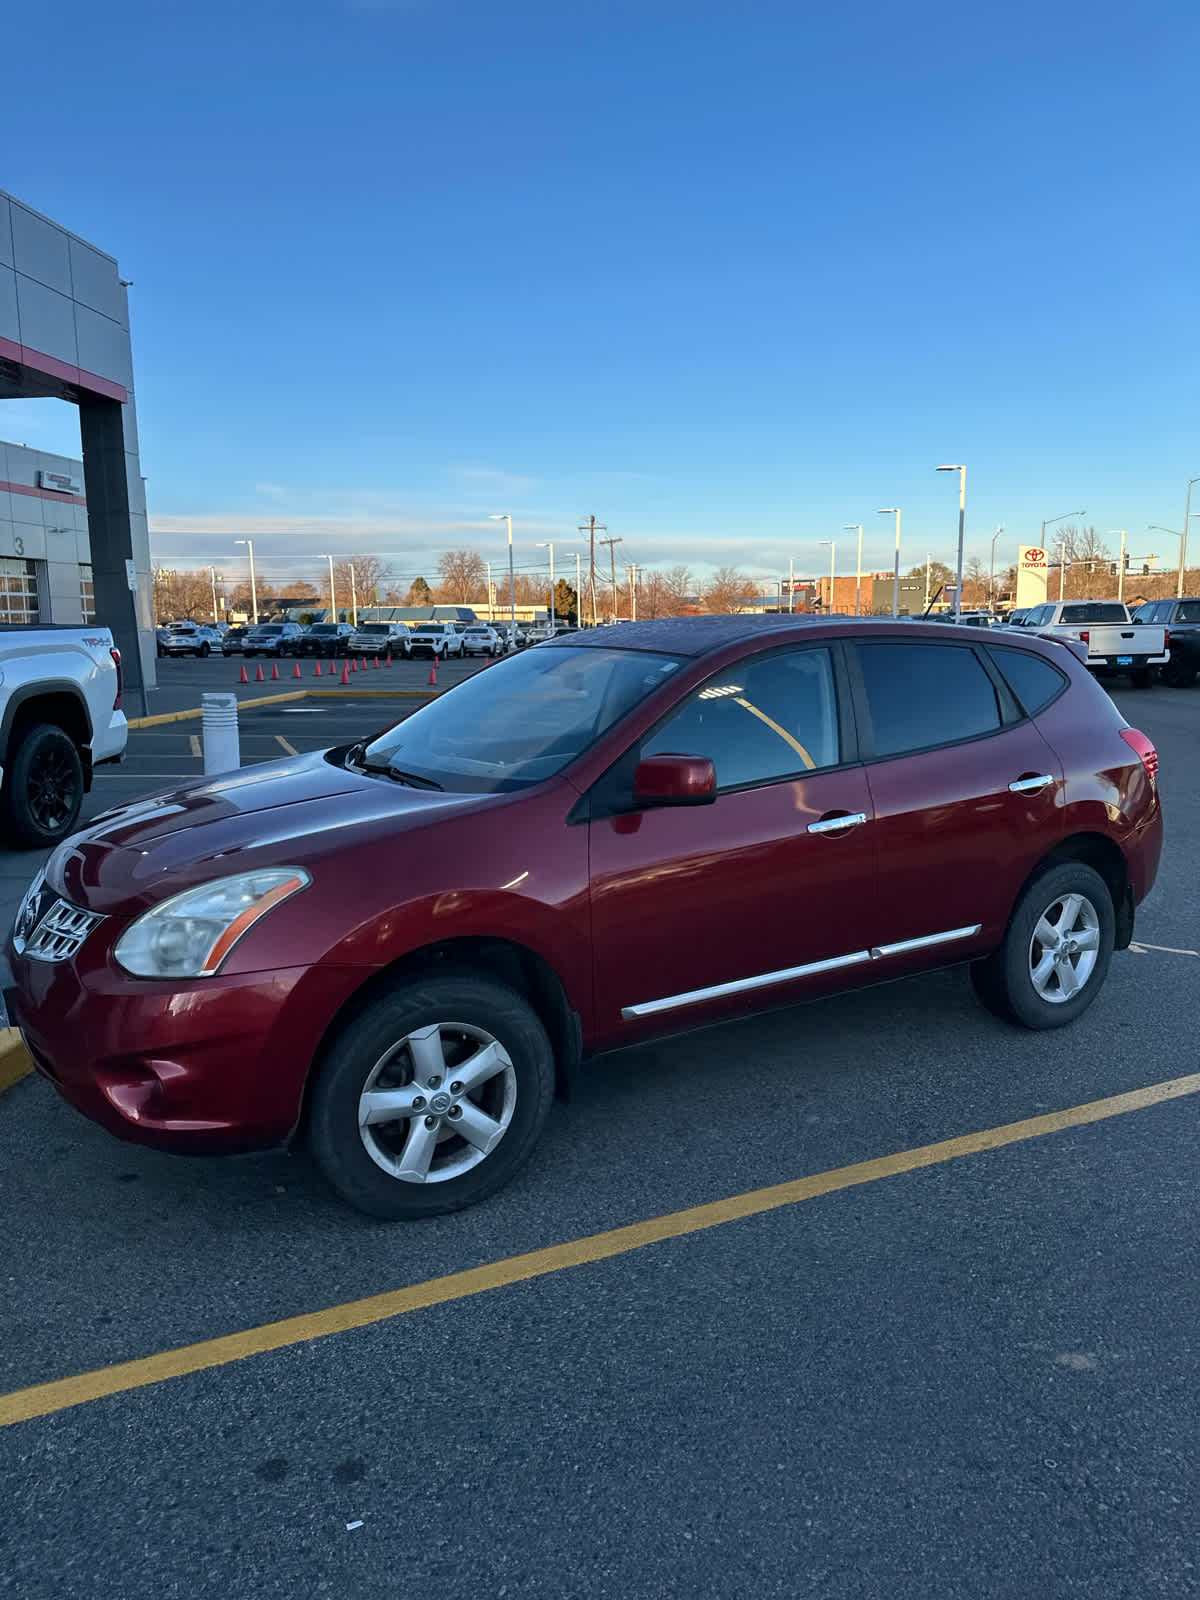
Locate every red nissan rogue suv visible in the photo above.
<box><xmin>6</xmin><ymin>617</ymin><xmax>1162</xmax><ymax>1219</ymax></box>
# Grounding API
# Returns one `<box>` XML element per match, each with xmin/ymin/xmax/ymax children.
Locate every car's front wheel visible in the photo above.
<box><xmin>970</xmin><ymin>861</ymin><xmax>1115</xmax><ymax>1029</ymax></box>
<box><xmin>309</xmin><ymin>973</ymin><xmax>556</xmax><ymax>1219</ymax></box>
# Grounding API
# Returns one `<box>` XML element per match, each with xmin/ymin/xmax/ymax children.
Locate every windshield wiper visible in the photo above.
<box><xmin>359</xmin><ymin>758</ymin><xmax>443</xmax><ymax>790</ymax></box>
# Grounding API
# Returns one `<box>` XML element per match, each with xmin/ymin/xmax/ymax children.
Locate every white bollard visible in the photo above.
<box><xmin>201</xmin><ymin>692</ymin><xmax>241</xmax><ymax>775</ymax></box>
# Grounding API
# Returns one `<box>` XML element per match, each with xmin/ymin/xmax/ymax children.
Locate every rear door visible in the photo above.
<box><xmin>848</xmin><ymin>638</ymin><xmax>1064</xmax><ymax>963</ymax></box>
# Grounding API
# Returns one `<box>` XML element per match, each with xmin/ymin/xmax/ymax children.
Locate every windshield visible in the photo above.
<box><xmin>254</xmin><ymin>624</ymin><xmax>285</xmax><ymax>635</ymax></box>
<box><xmin>1061</xmin><ymin>603</ymin><xmax>1127</xmax><ymax>623</ymax></box>
<box><xmin>363</xmin><ymin>646</ymin><xmax>683</xmax><ymax>792</ymax></box>
<box><xmin>308</xmin><ymin>625</ymin><xmax>337</xmax><ymax>635</ymax></box>
<box><xmin>357</xmin><ymin>623</ymin><xmax>391</xmax><ymax>634</ymax></box>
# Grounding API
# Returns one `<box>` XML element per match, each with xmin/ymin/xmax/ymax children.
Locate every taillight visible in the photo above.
<box><xmin>1164</xmin><ymin>627</ymin><xmax>1171</xmax><ymax>651</ymax></box>
<box><xmin>110</xmin><ymin>646</ymin><xmax>124</xmax><ymax>711</ymax></box>
<box><xmin>1078</xmin><ymin>630</ymin><xmax>1090</xmax><ymax>646</ymax></box>
<box><xmin>1120</xmin><ymin>727</ymin><xmax>1158</xmax><ymax>788</ymax></box>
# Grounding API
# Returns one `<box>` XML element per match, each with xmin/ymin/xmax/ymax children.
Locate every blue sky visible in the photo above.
<box><xmin>4</xmin><ymin>0</ymin><xmax>1197</xmax><ymax>589</ymax></box>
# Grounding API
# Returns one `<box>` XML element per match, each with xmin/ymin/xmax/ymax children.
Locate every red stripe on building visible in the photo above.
<box><xmin>0</xmin><ymin>479</ymin><xmax>87</xmax><ymax>506</ymax></box>
<box><xmin>0</xmin><ymin>334</ymin><xmax>128</xmax><ymax>404</ymax></box>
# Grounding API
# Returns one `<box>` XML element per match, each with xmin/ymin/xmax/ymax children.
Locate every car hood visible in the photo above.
<box><xmin>48</xmin><ymin>751</ymin><xmax>494</xmax><ymax>915</ymax></box>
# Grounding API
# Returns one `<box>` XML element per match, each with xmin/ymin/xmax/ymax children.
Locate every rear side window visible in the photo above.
<box><xmin>986</xmin><ymin>647</ymin><xmax>1067</xmax><ymax>715</ymax></box>
<box><xmin>857</xmin><ymin>643</ymin><xmax>1001</xmax><ymax>757</ymax></box>
<box><xmin>1176</xmin><ymin>601</ymin><xmax>1200</xmax><ymax>622</ymax></box>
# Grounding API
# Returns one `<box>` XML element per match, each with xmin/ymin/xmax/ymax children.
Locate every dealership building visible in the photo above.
<box><xmin>0</xmin><ymin>189</ymin><xmax>153</xmax><ymax>698</ymax></box>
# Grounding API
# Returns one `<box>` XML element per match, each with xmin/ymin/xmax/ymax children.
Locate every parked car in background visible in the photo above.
<box><xmin>460</xmin><ymin>624</ymin><xmax>506</xmax><ymax>656</ymax></box>
<box><xmin>1006</xmin><ymin>609</ymin><xmax>1032</xmax><ymax>627</ymax></box>
<box><xmin>241</xmin><ymin>622</ymin><xmax>305</xmax><ymax>658</ymax></box>
<box><xmin>221</xmin><ymin>626</ymin><xmax>249</xmax><ymax>656</ymax></box>
<box><xmin>1018</xmin><ymin>600</ymin><xmax>1169</xmax><ymax>686</ymax></box>
<box><xmin>159</xmin><ymin>623</ymin><xmax>224</xmax><ymax>658</ymax></box>
<box><xmin>407</xmin><ymin>621</ymin><xmax>466</xmax><ymax>659</ymax></box>
<box><xmin>347</xmin><ymin>622</ymin><xmax>411</xmax><ymax>658</ymax></box>
<box><xmin>1131</xmin><ymin>596</ymin><xmax>1200</xmax><ymax>687</ymax></box>
<box><xmin>295</xmin><ymin>623</ymin><xmax>355</xmax><ymax>659</ymax></box>
<box><xmin>0</xmin><ymin>624</ymin><xmax>126</xmax><ymax>847</ymax></box>
<box><xmin>7</xmin><ymin>616</ymin><xmax>1161</xmax><ymax>1218</ymax></box>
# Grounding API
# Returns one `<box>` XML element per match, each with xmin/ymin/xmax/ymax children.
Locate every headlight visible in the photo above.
<box><xmin>113</xmin><ymin>868</ymin><xmax>311</xmax><ymax>979</ymax></box>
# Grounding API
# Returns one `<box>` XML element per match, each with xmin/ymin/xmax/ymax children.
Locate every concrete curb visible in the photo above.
<box><xmin>127</xmin><ymin>688</ymin><xmax>439</xmax><ymax>729</ymax></box>
<box><xmin>0</xmin><ymin>1030</ymin><xmax>32</xmax><ymax>1098</ymax></box>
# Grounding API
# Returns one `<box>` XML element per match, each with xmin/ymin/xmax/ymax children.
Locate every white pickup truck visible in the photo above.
<box><xmin>1014</xmin><ymin>601</ymin><xmax>1170</xmax><ymax>687</ymax></box>
<box><xmin>0</xmin><ymin>626</ymin><xmax>127</xmax><ymax>849</ymax></box>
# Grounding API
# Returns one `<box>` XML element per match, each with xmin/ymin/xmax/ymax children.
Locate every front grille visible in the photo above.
<box><xmin>21</xmin><ymin>898</ymin><xmax>103</xmax><ymax>963</ymax></box>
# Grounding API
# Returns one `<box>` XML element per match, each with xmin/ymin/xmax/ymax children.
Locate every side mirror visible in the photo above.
<box><xmin>633</xmin><ymin>753</ymin><xmax>717</xmax><ymax>807</ymax></box>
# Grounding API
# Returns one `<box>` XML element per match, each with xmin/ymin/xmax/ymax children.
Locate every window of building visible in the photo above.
<box><xmin>641</xmin><ymin>647</ymin><xmax>840</xmax><ymax>789</ymax></box>
<box><xmin>0</xmin><ymin>558</ymin><xmax>40</xmax><ymax>624</ymax></box>
<box><xmin>857</xmin><ymin>643</ymin><xmax>1001</xmax><ymax>757</ymax></box>
<box><xmin>79</xmin><ymin>564</ymin><xmax>96</xmax><ymax>623</ymax></box>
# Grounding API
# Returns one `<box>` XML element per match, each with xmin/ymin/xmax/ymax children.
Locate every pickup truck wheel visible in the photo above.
<box><xmin>309</xmin><ymin>974</ymin><xmax>555</xmax><ymax>1219</ymax></box>
<box><xmin>1129</xmin><ymin>667</ymin><xmax>1154</xmax><ymax>688</ymax></box>
<box><xmin>3</xmin><ymin>723</ymin><xmax>84</xmax><ymax>848</ymax></box>
<box><xmin>970</xmin><ymin>862</ymin><xmax>1114</xmax><ymax>1030</ymax></box>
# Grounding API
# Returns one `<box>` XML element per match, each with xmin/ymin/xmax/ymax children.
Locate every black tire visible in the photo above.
<box><xmin>199</xmin><ymin>642</ymin><xmax>211</xmax><ymax>658</ymax></box>
<box><xmin>970</xmin><ymin>861</ymin><xmax>1115</xmax><ymax>1030</ymax></box>
<box><xmin>1129</xmin><ymin>667</ymin><xmax>1154</xmax><ymax>688</ymax></box>
<box><xmin>1163</xmin><ymin>663</ymin><xmax>1197</xmax><ymax>688</ymax></box>
<box><xmin>309</xmin><ymin>973</ymin><xmax>556</xmax><ymax>1219</ymax></box>
<box><xmin>2</xmin><ymin>723</ymin><xmax>84</xmax><ymax>849</ymax></box>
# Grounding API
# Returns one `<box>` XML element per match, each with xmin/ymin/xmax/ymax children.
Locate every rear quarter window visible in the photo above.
<box><xmin>1060</xmin><ymin>603</ymin><xmax>1128</xmax><ymax>624</ymax></box>
<box><xmin>986</xmin><ymin>647</ymin><xmax>1068</xmax><ymax>715</ymax></box>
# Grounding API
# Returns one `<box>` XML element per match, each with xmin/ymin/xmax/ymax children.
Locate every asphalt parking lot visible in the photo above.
<box><xmin>0</xmin><ymin>678</ymin><xmax>1197</xmax><ymax>1598</ymax></box>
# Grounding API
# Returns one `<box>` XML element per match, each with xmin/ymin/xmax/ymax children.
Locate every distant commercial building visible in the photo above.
<box><xmin>0</xmin><ymin>190</ymin><xmax>152</xmax><ymax>701</ymax></box>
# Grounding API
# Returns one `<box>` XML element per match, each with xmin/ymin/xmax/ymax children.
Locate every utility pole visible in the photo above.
<box><xmin>574</xmin><ymin>551</ymin><xmax>582</xmax><ymax>625</ymax></box>
<box><xmin>925</xmin><ymin>551</ymin><xmax>932</xmax><ymax>609</ymax></box>
<box><xmin>209</xmin><ymin>566</ymin><xmax>219</xmax><ymax>625</ymax></box>
<box><xmin>599</xmin><ymin>535</ymin><xmax>623</xmax><ymax>621</ymax></box>
<box><xmin>627</xmin><ymin>563</ymin><xmax>641</xmax><ymax>621</ymax></box>
<box><xmin>578</xmin><ymin>515</ymin><xmax>607</xmax><ymax>628</ymax></box>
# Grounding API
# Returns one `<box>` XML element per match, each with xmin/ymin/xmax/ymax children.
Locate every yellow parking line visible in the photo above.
<box><xmin>188</xmin><ymin>734</ymin><xmax>201</xmax><ymax>758</ymax></box>
<box><xmin>1</xmin><ymin>1071</ymin><xmax>1196</xmax><ymax>1429</ymax></box>
<box><xmin>275</xmin><ymin>735</ymin><xmax>298</xmax><ymax>756</ymax></box>
<box><xmin>0</xmin><ymin>1031</ymin><xmax>31</xmax><ymax>1095</ymax></box>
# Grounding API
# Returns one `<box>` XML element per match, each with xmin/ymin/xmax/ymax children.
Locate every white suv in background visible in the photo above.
<box><xmin>460</xmin><ymin>624</ymin><xmax>505</xmax><ymax>656</ymax></box>
<box><xmin>407</xmin><ymin>622</ymin><xmax>466</xmax><ymax>659</ymax></box>
<box><xmin>160</xmin><ymin>623</ymin><xmax>224</xmax><ymax>658</ymax></box>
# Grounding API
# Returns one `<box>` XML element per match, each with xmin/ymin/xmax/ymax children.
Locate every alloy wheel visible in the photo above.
<box><xmin>1028</xmin><ymin>892</ymin><xmax>1101</xmax><ymax>1003</ymax></box>
<box><xmin>357</xmin><ymin>1022</ymin><xmax>517</xmax><ymax>1183</ymax></box>
<box><xmin>27</xmin><ymin>744</ymin><xmax>77</xmax><ymax>831</ymax></box>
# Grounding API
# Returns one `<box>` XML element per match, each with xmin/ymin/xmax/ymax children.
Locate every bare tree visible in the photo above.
<box><xmin>436</xmin><ymin>549</ymin><xmax>486</xmax><ymax>603</ymax></box>
<box><xmin>330</xmin><ymin>555</ymin><xmax>393</xmax><ymax>615</ymax></box>
<box><xmin>702</xmin><ymin>566</ymin><xmax>757</xmax><ymax>613</ymax></box>
<box><xmin>153</xmin><ymin>567</ymin><xmax>221</xmax><ymax>622</ymax></box>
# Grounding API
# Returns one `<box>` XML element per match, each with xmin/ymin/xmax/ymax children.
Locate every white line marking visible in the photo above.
<box><xmin>188</xmin><ymin>735</ymin><xmax>201</xmax><ymax>758</ymax></box>
<box><xmin>275</xmin><ymin>735</ymin><xmax>299</xmax><ymax>756</ymax></box>
<box><xmin>1129</xmin><ymin>941</ymin><xmax>1200</xmax><ymax>958</ymax></box>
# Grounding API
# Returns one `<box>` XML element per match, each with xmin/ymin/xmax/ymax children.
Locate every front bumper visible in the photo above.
<box><xmin>6</xmin><ymin>948</ymin><xmax>367</xmax><ymax>1155</ymax></box>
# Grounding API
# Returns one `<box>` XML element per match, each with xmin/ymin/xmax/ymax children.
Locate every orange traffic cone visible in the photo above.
<box><xmin>385</xmin><ymin>653</ymin><xmax>392</xmax><ymax>667</ymax></box>
<box><xmin>239</xmin><ymin>664</ymin><xmax>248</xmax><ymax>684</ymax></box>
<box><xmin>314</xmin><ymin>660</ymin><xmax>322</xmax><ymax>676</ymax></box>
<box><xmin>293</xmin><ymin>661</ymin><xmax>301</xmax><ymax>678</ymax></box>
<box><xmin>271</xmin><ymin>662</ymin><xmax>280</xmax><ymax>680</ymax></box>
<box><xmin>428</xmin><ymin>657</ymin><xmax>438</xmax><ymax>686</ymax></box>
<box><xmin>374</xmin><ymin>656</ymin><xmax>381</xmax><ymax>670</ymax></box>
<box><xmin>341</xmin><ymin>660</ymin><xmax>350</xmax><ymax>685</ymax></box>
<box><xmin>255</xmin><ymin>664</ymin><xmax>264</xmax><ymax>682</ymax></box>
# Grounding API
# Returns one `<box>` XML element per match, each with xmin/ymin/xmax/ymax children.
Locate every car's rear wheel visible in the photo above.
<box><xmin>2</xmin><ymin>722</ymin><xmax>84</xmax><ymax>849</ymax></box>
<box><xmin>309</xmin><ymin>974</ymin><xmax>555</xmax><ymax>1219</ymax></box>
<box><xmin>970</xmin><ymin>861</ymin><xmax>1114</xmax><ymax>1029</ymax></box>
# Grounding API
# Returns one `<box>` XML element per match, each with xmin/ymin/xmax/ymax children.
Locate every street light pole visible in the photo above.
<box><xmin>788</xmin><ymin>556</ymin><xmax>794</xmax><ymax>614</ymax></box>
<box><xmin>819</xmin><ymin>541</ymin><xmax>836</xmax><ymax>610</ymax></box>
<box><xmin>319</xmin><ymin>553</ymin><xmax>337</xmax><ymax>620</ymax></box>
<box><xmin>235</xmin><ymin>539</ymin><xmax>258</xmax><ymax>623</ymax></box>
<box><xmin>574</xmin><ymin>551</ymin><xmax>582</xmax><ymax>625</ymax></box>
<box><xmin>536</xmin><ymin>541</ymin><xmax>556</xmax><ymax>625</ymax></box>
<box><xmin>1181</xmin><ymin>477</ymin><xmax>1200</xmax><ymax>599</ymax></box>
<box><xmin>349</xmin><ymin>563</ymin><xmax>358</xmax><ymax>627</ymax></box>
<box><xmin>1114</xmin><ymin>530</ymin><xmax>1128</xmax><ymax>604</ymax></box>
<box><xmin>877</xmin><ymin>508</ymin><xmax>901</xmax><ymax>616</ymax></box>
<box><xmin>489</xmin><ymin>514</ymin><xmax>517</xmax><ymax>640</ymax></box>
<box><xmin>209</xmin><ymin>567</ymin><xmax>218</xmax><ymax>625</ymax></box>
<box><xmin>844</xmin><ymin>525</ymin><xmax>863</xmax><ymax>615</ymax></box>
<box><xmin>936</xmin><ymin>465</ymin><xmax>966</xmax><ymax>621</ymax></box>
<box><xmin>989</xmin><ymin>524</ymin><xmax>1005</xmax><ymax>609</ymax></box>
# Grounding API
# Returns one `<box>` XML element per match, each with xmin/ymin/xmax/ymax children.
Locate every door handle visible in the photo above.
<box><xmin>1009</xmin><ymin>774</ymin><xmax>1053</xmax><ymax>794</ymax></box>
<box><xmin>807</xmin><ymin>811</ymin><xmax>868</xmax><ymax>834</ymax></box>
